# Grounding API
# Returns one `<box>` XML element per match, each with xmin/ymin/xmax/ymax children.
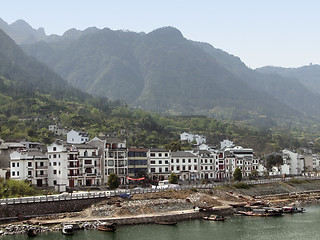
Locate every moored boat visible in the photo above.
<box><xmin>155</xmin><ymin>221</ymin><xmax>177</xmax><ymax>225</ymax></box>
<box><xmin>62</xmin><ymin>225</ymin><xmax>74</xmax><ymax>235</ymax></box>
<box><xmin>97</xmin><ymin>222</ymin><xmax>117</xmax><ymax>232</ymax></box>
<box><xmin>203</xmin><ymin>215</ymin><xmax>226</xmax><ymax>221</ymax></box>
<box><xmin>282</xmin><ymin>206</ymin><xmax>305</xmax><ymax>213</ymax></box>
<box><xmin>241</xmin><ymin>208</ymin><xmax>282</xmax><ymax>217</ymax></box>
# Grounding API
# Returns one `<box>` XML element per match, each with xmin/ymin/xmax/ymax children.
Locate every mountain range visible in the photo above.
<box><xmin>1</xmin><ymin>18</ymin><xmax>320</xmax><ymax>129</ymax></box>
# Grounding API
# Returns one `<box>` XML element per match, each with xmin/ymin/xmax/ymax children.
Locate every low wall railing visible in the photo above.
<box><xmin>1</xmin><ymin>176</ymin><xmax>319</xmax><ymax>206</ymax></box>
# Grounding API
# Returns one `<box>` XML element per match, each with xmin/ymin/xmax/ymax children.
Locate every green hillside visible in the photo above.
<box><xmin>21</xmin><ymin>27</ymin><xmax>312</xmax><ymax>128</ymax></box>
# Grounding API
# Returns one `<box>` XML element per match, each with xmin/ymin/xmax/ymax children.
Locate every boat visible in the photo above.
<box><xmin>241</xmin><ymin>208</ymin><xmax>282</xmax><ymax>217</ymax></box>
<box><xmin>27</xmin><ymin>228</ymin><xmax>37</xmax><ymax>237</ymax></box>
<box><xmin>97</xmin><ymin>222</ymin><xmax>117</xmax><ymax>232</ymax></box>
<box><xmin>155</xmin><ymin>221</ymin><xmax>177</xmax><ymax>225</ymax></box>
<box><xmin>62</xmin><ymin>225</ymin><xmax>74</xmax><ymax>235</ymax></box>
<box><xmin>282</xmin><ymin>206</ymin><xmax>305</xmax><ymax>213</ymax></box>
<box><xmin>203</xmin><ymin>215</ymin><xmax>226</xmax><ymax>221</ymax></box>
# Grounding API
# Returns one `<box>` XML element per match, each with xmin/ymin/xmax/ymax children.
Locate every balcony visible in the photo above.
<box><xmin>36</xmin><ymin>166</ymin><xmax>47</xmax><ymax>170</ymax></box>
<box><xmin>35</xmin><ymin>174</ymin><xmax>48</xmax><ymax>178</ymax></box>
<box><xmin>68</xmin><ymin>164</ymin><xmax>79</xmax><ymax>168</ymax></box>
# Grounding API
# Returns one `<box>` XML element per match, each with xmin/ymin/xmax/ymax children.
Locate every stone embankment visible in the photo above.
<box><xmin>1</xmin><ymin>179</ymin><xmax>320</xmax><ymax>235</ymax></box>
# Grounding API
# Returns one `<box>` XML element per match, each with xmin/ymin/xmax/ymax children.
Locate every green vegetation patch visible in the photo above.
<box><xmin>231</xmin><ymin>182</ymin><xmax>251</xmax><ymax>189</ymax></box>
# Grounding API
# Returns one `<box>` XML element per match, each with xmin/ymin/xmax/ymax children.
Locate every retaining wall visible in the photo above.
<box><xmin>0</xmin><ymin>197</ymin><xmax>105</xmax><ymax>221</ymax></box>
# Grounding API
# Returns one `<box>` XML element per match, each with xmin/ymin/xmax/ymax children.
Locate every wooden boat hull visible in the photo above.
<box><xmin>155</xmin><ymin>221</ymin><xmax>177</xmax><ymax>225</ymax></box>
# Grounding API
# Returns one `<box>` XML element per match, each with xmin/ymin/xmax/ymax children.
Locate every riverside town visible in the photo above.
<box><xmin>0</xmin><ymin>128</ymin><xmax>317</xmax><ymax>189</ymax></box>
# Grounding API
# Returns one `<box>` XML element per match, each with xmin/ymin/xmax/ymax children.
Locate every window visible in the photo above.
<box><xmin>12</xmin><ymin>171</ymin><xmax>15</xmax><ymax>176</ymax></box>
<box><xmin>12</xmin><ymin>163</ymin><xmax>15</xmax><ymax>168</ymax></box>
<box><xmin>108</xmin><ymin>160</ymin><xmax>114</xmax><ymax>166</ymax></box>
<box><xmin>194</xmin><ymin>159</ymin><xmax>197</xmax><ymax>163</ymax></box>
<box><xmin>177</xmin><ymin>166</ymin><xmax>180</xmax><ymax>171</ymax></box>
<box><xmin>182</xmin><ymin>166</ymin><xmax>186</xmax><ymax>171</ymax></box>
<box><xmin>159</xmin><ymin>168</ymin><xmax>162</xmax><ymax>173</ymax></box>
<box><xmin>85</xmin><ymin>160</ymin><xmax>92</xmax><ymax>165</ymax></box>
<box><xmin>40</xmin><ymin>162</ymin><xmax>44</xmax><ymax>167</ymax></box>
<box><xmin>53</xmin><ymin>147</ymin><xmax>56</xmax><ymax>151</ymax></box>
<box><xmin>165</xmin><ymin>160</ymin><xmax>168</xmax><ymax>164</ymax></box>
<box><xmin>159</xmin><ymin>160</ymin><xmax>162</xmax><ymax>164</ymax></box>
<box><xmin>165</xmin><ymin>153</ymin><xmax>168</xmax><ymax>157</ymax></box>
<box><xmin>28</xmin><ymin>162</ymin><xmax>32</xmax><ymax>167</ymax></box>
<box><xmin>28</xmin><ymin>171</ymin><xmax>32</xmax><ymax>176</ymax></box>
<box><xmin>53</xmin><ymin>170</ymin><xmax>57</xmax><ymax>174</ymax></box>
<box><xmin>176</xmin><ymin>159</ymin><xmax>179</xmax><ymax>163</ymax></box>
<box><xmin>53</xmin><ymin>180</ymin><xmax>57</xmax><ymax>185</ymax></box>
<box><xmin>182</xmin><ymin>159</ymin><xmax>185</xmax><ymax>163</ymax></box>
<box><xmin>150</xmin><ymin>160</ymin><xmax>155</xmax><ymax>164</ymax></box>
<box><xmin>151</xmin><ymin>168</ymin><xmax>155</xmax><ymax>173</ymax></box>
<box><xmin>158</xmin><ymin>153</ymin><xmax>162</xmax><ymax>157</ymax></box>
<box><xmin>150</xmin><ymin>153</ymin><xmax>155</xmax><ymax>157</ymax></box>
<box><xmin>53</xmin><ymin>154</ymin><xmax>56</xmax><ymax>158</ymax></box>
<box><xmin>58</xmin><ymin>154</ymin><xmax>61</xmax><ymax>158</ymax></box>
<box><xmin>189</xmin><ymin>166</ymin><xmax>191</xmax><ymax>171</ymax></box>
<box><xmin>17</xmin><ymin>171</ymin><xmax>19</xmax><ymax>176</ymax></box>
<box><xmin>171</xmin><ymin>159</ymin><xmax>174</xmax><ymax>163</ymax></box>
<box><xmin>194</xmin><ymin>166</ymin><xmax>197</xmax><ymax>170</ymax></box>
<box><xmin>17</xmin><ymin>163</ymin><xmax>19</xmax><ymax>167</ymax></box>
<box><xmin>188</xmin><ymin>159</ymin><xmax>191</xmax><ymax>163</ymax></box>
<box><xmin>59</xmin><ymin>162</ymin><xmax>61</xmax><ymax>166</ymax></box>
<box><xmin>165</xmin><ymin>167</ymin><xmax>168</xmax><ymax>172</ymax></box>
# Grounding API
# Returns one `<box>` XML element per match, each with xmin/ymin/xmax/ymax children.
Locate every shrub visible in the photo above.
<box><xmin>232</xmin><ymin>182</ymin><xmax>250</xmax><ymax>189</ymax></box>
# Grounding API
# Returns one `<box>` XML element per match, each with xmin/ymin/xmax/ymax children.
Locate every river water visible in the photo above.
<box><xmin>1</xmin><ymin>205</ymin><xmax>319</xmax><ymax>240</ymax></box>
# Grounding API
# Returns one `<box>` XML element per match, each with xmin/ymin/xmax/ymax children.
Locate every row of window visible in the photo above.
<box><xmin>150</xmin><ymin>153</ymin><xmax>169</xmax><ymax>157</ymax></box>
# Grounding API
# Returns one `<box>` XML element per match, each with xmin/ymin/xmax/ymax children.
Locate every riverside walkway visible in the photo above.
<box><xmin>0</xmin><ymin>176</ymin><xmax>319</xmax><ymax>205</ymax></box>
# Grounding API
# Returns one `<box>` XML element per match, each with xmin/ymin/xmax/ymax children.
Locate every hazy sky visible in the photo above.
<box><xmin>1</xmin><ymin>0</ymin><xmax>319</xmax><ymax>69</ymax></box>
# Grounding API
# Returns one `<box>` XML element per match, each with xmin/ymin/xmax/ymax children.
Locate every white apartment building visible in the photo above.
<box><xmin>148</xmin><ymin>148</ymin><xmax>170</xmax><ymax>181</ymax></box>
<box><xmin>282</xmin><ymin>149</ymin><xmax>305</xmax><ymax>175</ymax></box>
<box><xmin>10</xmin><ymin>150</ymin><xmax>49</xmax><ymax>187</ymax></box>
<box><xmin>170</xmin><ymin>151</ymin><xmax>199</xmax><ymax>181</ymax></box>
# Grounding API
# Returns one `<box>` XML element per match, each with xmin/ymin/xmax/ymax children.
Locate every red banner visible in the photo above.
<box><xmin>126</xmin><ymin>177</ymin><xmax>145</xmax><ymax>181</ymax></box>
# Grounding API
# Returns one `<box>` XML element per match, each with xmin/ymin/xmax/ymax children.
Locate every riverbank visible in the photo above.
<box><xmin>1</xmin><ymin>179</ymin><xmax>320</xmax><ymax>236</ymax></box>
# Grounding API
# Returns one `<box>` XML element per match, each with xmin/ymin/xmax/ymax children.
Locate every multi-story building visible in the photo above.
<box><xmin>197</xmin><ymin>150</ymin><xmax>215</xmax><ymax>180</ymax></box>
<box><xmin>77</xmin><ymin>144</ymin><xmax>102</xmax><ymax>186</ymax></box>
<box><xmin>148</xmin><ymin>148</ymin><xmax>170</xmax><ymax>181</ymax></box>
<box><xmin>104</xmin><ymin>138</ymin><xmax>127</xmax><ymax>185</ymax></box>
<box><xmin>170</xmin><ymin>151</ymin><xmax>199</xmax><ymax>181</ymax></box>
<box><xmin>47</xmin><ymin>142</ymin><xmax>68</xmax><ymax>188</ymax></box>
<box><xmin>10</xmin><ymin>149</ymin><xmax>49</xmax><ymax>187</ymax></box>
<box><xmin>215</xmin><ymin>151</ymin><xmax>225</xmax><ymax>180</ymax></box>
<box><xmin>282</xmin><ymin>149</ymin><xmax>305</xmax><ymax>175</ymax></box>
<box><xmin>128</xmin><ymin>148</ymin><xmax>148</xmax><ymax>178</ymax></box>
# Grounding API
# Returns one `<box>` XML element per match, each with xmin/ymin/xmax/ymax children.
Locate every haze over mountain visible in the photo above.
<box><xmin>256</xmin><ymin>65</ymin><xmax>320</xmax><ymax>95</ymax></box>
<box><xmin>1</xmin><ymin>18</ymin><xmax>319</xmax><ymax>128</ymax></box>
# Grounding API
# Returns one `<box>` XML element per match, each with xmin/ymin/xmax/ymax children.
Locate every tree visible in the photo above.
<box><xmin>266</xmin><ymin>154</ymin><xmax>283</xmax><ymax>171</ymax></box>
<box><xmin>165</xmin><ymin>141</ymin><xmax>181</xmax><ymax>152</ymax></box>
<box><xmin>249</xmin><ymin>169</ymin><xmax>258</xmax><ymax>180</ymax></box>
<box><xmin>168</xmin><ymin>173</ymin><xmax>178</xmax><ymax>184</ymax></box>
<box><xmin>233</xmin><ymin>167</ymin><xmax>242</xmax><ymax>181</ymax></box>
<box><xmin>107</xmin><ymin>173</ymin><xmax>120</xmax><ymax>190</ymax></box>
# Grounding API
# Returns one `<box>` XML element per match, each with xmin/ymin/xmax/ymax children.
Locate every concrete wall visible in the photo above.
<box><xmin>0</xmin><ymin>197</ymin><xmax>105</xmax><ymax>220</ymax></box>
